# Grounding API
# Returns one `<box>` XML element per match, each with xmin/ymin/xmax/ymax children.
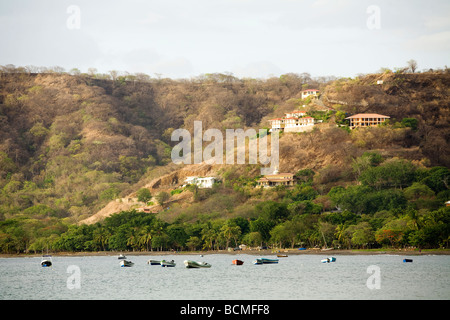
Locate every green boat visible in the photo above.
<box><xmin>184</xmin><ymin>260</ymin><xmax>211</xmax><ymax>268</ymax></box>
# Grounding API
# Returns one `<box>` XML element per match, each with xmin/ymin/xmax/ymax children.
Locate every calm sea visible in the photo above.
<box><xmin>0</xmin><ymin>254</ymin><xmax>448</xmax><ymax>300</ymax></box>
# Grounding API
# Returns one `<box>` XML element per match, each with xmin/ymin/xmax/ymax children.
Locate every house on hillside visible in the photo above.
<box><xmin>284</xmin><ymin>117</ymin><xmax>315</xmax><ymax>132</ymax></box>
<box><xmin>345</xmin><ymin>113</ymin><xmax>390</xmax><ymax>129</ymax></box>
<box><xmin>301</xmin><ymin>89</ymin><xmax>320</xmax><ymax>99</ymax></box>
<box><xmin>183</xmin><ymin>176</ymin><xmax>217</xmax><ymax>188</ymax></box>
<box><xmin>285</xmin><ymin>110</ymin><xmax>307</xmax><ymax>118</ymax></box>
<box><xmin>256</xmin><ymin>170</ymin><xmax>298</xmax><ymax>188</ymax></box>
<box><xmin>268</xmin><ymin>110</ymin><xmax>315</xmax><ymax>133</ymax></box>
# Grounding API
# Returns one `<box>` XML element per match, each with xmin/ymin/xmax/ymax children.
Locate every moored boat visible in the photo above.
<box><xmin>253</xmin><ymin>258</ymin><xmax>279</xmax><ymax>264</ymax></box>
<box><xmin>40</xmin><ymin>255</ymin><xmax>52</xmax><ymax>267</ymax></box>
<box><xmin>147</xmin><ymin>259</ymin><xmax>161</xmax><ymax>265</ymax></box>
<box><xmin>403</xmin><ymin>259</ymin><xmax>413</xmax><ymax>263</ymax></box>
<box><xmin>184</xmin><ymin>260</ymin><xmax>211</xmax><ymax>268</ymax></box>
<box><xmin>321</xmin><ymin>257</ymin><xmax>336</xmax><ymax>263</ymax></box>
<box><xmin>277</xmin><ymin>254</ymin><xmax>288</xmax><ymax>258</ymax></box>
<box><xmin>232</xmin><ymin>259</ymin><xmax>244</xmax><ymax>265</ymax></box>
<box><xmin>261</xmin><ymin>258</ymin><xmax>279</xmax><ymax>264</ymax></box>
<box><xmin>161</xmin><ymin>259</ymin><xmax>176</xmax><ymax>267</ymax></box>
<box><xmin>120</xmin><ymin>260</ymin><xmax>134</xmax><ymax>267</ymax></box>
<box><xmin>118</xmin><ymin>254</ymin><xmax>126</xmax><ymax>260</ymax></box>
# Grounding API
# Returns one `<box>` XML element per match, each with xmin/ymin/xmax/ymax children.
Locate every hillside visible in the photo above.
<box><xmin>0</xmin><ymin>67</ymin><xmax>449</xmax><ymax>253</ymax></box>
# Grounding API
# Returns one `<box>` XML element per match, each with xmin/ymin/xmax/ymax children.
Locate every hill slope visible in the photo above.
<box><xmin>0</xmin><ymin>68</ymin><xmax>449</xmax><ymax>253</ymax></box>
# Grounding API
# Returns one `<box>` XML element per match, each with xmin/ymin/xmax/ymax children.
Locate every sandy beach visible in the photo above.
<box><xmin>1</xmin><ymin>248</ymin><xmax>449</xmax><ymax>258</ymax></box>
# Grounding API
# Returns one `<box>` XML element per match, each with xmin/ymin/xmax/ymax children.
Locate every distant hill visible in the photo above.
<box><xmin>0</xmin><ymin>67</ymin><xmax>449</xmax><ymax>253</ymax></box>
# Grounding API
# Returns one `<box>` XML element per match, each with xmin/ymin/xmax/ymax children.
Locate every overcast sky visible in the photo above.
<box><xmin>0</xmin><ymin>0</ymin><xmax>449</xmax><ymax>79</ymax></box>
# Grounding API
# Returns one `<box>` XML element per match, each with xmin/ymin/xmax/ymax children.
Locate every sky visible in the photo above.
<box><xmin>0</xmin><ymin>0</ymin><xmax>449</xmax><ymax>79</ymax></box>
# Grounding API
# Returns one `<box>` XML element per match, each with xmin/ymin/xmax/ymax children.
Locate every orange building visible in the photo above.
<box><xmin>345</xmin><ymin>113</ymin><xmax>390</xmax><ymax>129</ymax></box>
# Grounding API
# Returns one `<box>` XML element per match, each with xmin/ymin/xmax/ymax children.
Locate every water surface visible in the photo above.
<box><xmin>0</xmin><ymin>254</ymin><xmax>448</xmax><ymax>299</ymax></box>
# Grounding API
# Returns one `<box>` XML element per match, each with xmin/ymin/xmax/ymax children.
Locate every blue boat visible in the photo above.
<box><xmin>321</xmin><ymin>257</ymin><xmax>336</xmax><ymax>263</ymax></box>
<box><xmin>403</xmin><ymin>259</ymin><xmax>413</xmax><ymax>263</ymax></box>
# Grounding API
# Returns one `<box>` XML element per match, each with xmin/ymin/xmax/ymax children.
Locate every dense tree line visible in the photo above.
<box><xmin>1</xmin><ymin>155</ymin><xmax>448</xmax><ymax>253</ymax></box>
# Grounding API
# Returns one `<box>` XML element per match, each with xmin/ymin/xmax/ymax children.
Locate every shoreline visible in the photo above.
<box><xmin>1</xmin><ymin>248</ymin><xmax>449</xmax><ymax>258</ymax></box>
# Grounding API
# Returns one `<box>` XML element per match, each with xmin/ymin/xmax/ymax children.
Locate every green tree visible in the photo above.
<box><xmin>220</xmin><ymin>221</ymin><xmax>241</xmax><ymax>249</ymax></box>
<box><xmin>401</xmin><ymin>118</ymin><xmax>418</xmax><ymax>130</ymax></box>
<box><xmin>155</xmin><ymin>191</ymin><xmax>170</xmax><ymax>207</ymax></box>
<box><xmin>137</xmin><ymin>188</ymin><xmax>152</xmax><ymax>203</ymax></box>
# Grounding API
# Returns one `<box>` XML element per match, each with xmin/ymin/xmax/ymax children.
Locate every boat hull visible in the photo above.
<box><xmin>161</xmin><ymin>260</ymin><xmax>176</xmax><ymax>267</ymax></box>
<box><xmin>184</xmin><ymin>260</ymin><xmax>211</xmax><ymax>268</ymax></box>
<box><xmin>147</xmin><ymin>260</ymin><xmax>161</xmax><ymax>265</ymax></box>
<box><xmin>120</xmin><ymin>260</ymin><xmax>134</xmax><ymax>267</ymax></box>
<box><xmin>41</xmin><ymin>260</ymin><xmax>52</xmax><ymax>267</ymax></box>
<box><xmin>321</xmin><ymin>257</ymin><xmax>336</xmax><ymax>263</ymax></box>
<box><xmin>232</xmin><ymin>259</ymin><xmax>244</xmax><ymax>265</ymax></box>
<box><xmin>253</xmin><ymin>258</ymin><xmax>279</xmax><ymax>264</ymax></box>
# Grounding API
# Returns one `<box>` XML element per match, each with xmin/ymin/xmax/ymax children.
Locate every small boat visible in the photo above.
<box><xmin>161</xmin><ymin>259</ymin><xmax>176</xmax><ymax>267</ymax></box>
<box><xmin>277</xmin><ymin>254</ymin><xmax>288</xmax><ymax>258</ymax></box>
<box><xmin>321</xmin><ymin>257</ymin><xmax>336</xmax><ymax>263</ymax></box>
<box><xmin>298</xmin><ymin>247</ymin><xmax>306</xmax><ymax>251</ymax></box>
<box><xmin>261</xmin><ymin>258</ymin><xmax>279</xmax><ymax>264</ymax></box>
<box><xmin>232</xmin><ymin>259</ymin><xmax>244</xmax><ymax>265</ymax></box>
<box><xmin>118</xmin><ymin>254</ymin><xmax>126</xmax><ymax>260</ymax></box>
<box><xmin>184</xmin><ymin>260</ymin><xmax>211</xmax><ymax>268</ymax></box>
<box><xmin>147</xmin><ymin>259</ymin><xmax>161</xmax><ymax>265</ymax></box>
<box><xmin>253</xmin><ymin>258</ymin><xmax>279</xmax><ymax>264</ymax></box>
<box><xmin>403</xmin><ymin>259</ymin><xmax>413</xmax><ymax>263</ymax></box>
<box><xmin>40</xmin><ymin>255</ymin><xmax>52</xmax><ymax>267</ymax></box>
<box><xmin>120</xmin><ymin>260</ymin><xmax>134</xmax><ymax>267</ymax></box>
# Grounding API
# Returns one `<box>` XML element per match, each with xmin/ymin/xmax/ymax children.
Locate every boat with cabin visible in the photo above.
<box><xmin>40</xmin><ymin>255</ymin><xmax>52</xmax><ymax>267</ymax></box>
<box><xmin>120</xmin><ymin>260</ymin><xmax>134</xmax><ymax>267</ymax></box>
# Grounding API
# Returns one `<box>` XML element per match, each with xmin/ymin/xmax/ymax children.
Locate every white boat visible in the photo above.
<box><xmin>321</xmin><ymin>257</ymin><xmax>336</xmax><ymax>263</ymax></box>
<box><xmin>120</xmin><ymin>260</ymin><xmax>134</xmax><ymax>267</ymax></box>
<box><xmin>40</xmin><ymin>255</ymin><xmax>52</xmax><ymax>267</ymax></box>
<box><xmin>118</xmin><ymin>254</ymin><xmax>126</xmax><ymax>260</ymax></box>
<box><xmin>147</xmin><ymin>259</ymin><xmax>161</xmax><ymax>265</ymax></box>
<box><xmin>184</xmin><ymin>260</ymin><xmax>211</xmax><ymax>268</ymax></box>
<box><xmin>160</xmin><ymin>259</ymin><xmax>176</xmax><ymax>267</ymax></box>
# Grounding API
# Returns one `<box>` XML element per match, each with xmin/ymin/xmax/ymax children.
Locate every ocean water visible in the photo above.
<box><xmin>0</xmin><ymin>254</ymin><xmax>448</xmax><ymax>300</ymax></box>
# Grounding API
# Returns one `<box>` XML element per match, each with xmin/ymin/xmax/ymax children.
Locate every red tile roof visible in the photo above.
<box><xmin>345</xmin><ymin>113</ymin><xmax>390</xmax><ymax>119</ymax></box>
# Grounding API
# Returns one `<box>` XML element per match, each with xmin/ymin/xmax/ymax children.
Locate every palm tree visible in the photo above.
<box><xmin>138</xmin><ymin>226</ymin><xmax>153</xmax><ymax>251</ymax></box>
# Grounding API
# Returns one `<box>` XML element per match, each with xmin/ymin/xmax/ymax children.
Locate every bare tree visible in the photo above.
<box><xmin>407</xmin><ymin>59</ymin><xmax>418</xmax><ymax>73</ymax></box>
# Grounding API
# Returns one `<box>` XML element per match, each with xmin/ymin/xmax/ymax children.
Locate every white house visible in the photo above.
<box><xmin>285</xmin><ymin>110</ymin><xmax>307</xmax><ymax>118</ymax></box>
<box><xmin>284</xmin><ymin>117</ymin><xmax>315</xmax><ymax>132</ymax></box>
<box><xmin>301</xmin><ymin>89</ymin><xmax>320</xmax><ymax>100</ymax></box>
<box><xmin>269</xmin><ymin>109</ymin><xmax>315</xmax><ymax>133</ymax></box>
<box><xmin>183</xmin><ymin>176</ymin><xmax>217</xmax><ymax>188</ymax></box>
<box><xmin>268</xmin><ymin>118</ymin><xmax>285</xmax><ymax>132</ymax></box>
